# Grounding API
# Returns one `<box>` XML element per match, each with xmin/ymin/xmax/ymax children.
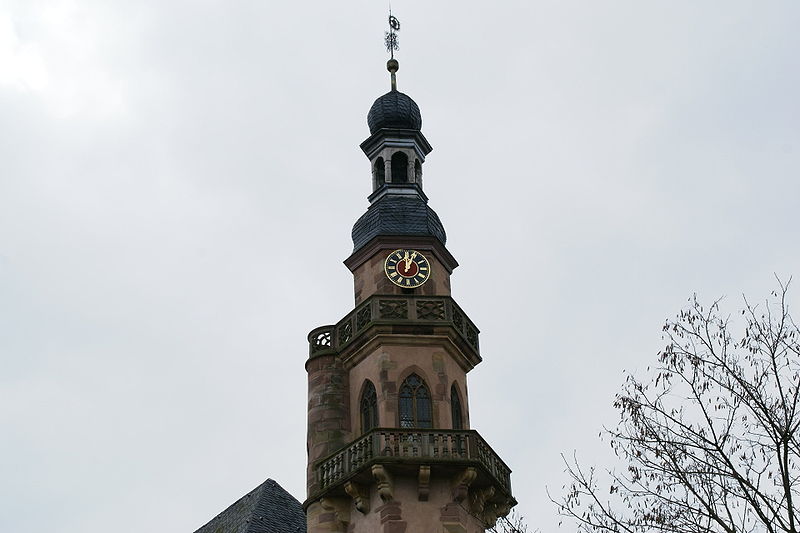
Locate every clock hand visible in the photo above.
<box><xmin>407</xmin><ymin>252</ymin><xmax>418</xmax><ymax>272</ymax></box>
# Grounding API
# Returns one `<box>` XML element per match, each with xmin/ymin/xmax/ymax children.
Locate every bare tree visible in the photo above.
<box><xmin>554</xmin><ymin>280</ymin><xmax>800</xmax><ymax>533</ymax></box>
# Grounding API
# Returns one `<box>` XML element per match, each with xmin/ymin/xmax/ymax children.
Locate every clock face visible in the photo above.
<box><xmin>384</xmin><ymin>249</ymin><xmax>430</xmax><ymax>288</ymax></box>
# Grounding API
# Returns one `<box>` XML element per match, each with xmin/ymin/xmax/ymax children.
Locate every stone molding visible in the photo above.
<box><xmin>344</xmin><ymin>481</ymin><xmax>370</xmax><ymax>514</ymax></box>
<box><xmin>417</xmin><ymin>465</ymin><xmax>431</xmax><ymax>501</ymax></box>
<box><xmin>452</xmin><ymin>467</ymin><xmax>477</xmax><ymax>503</ymax></box>
<box><xmin>372</xmin><ymin>464</ymin><xmax>394</xmax><ymax>503</ymax></box>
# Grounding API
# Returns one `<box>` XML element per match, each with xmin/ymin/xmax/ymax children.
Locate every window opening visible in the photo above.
<box><xmin>399</xmin><ymin>373</ymin><xmax>432</xmax><ymax>428</ymax></box>
<box><xmin>451</xmin><ymin>384</ymin><xmax>463</xmax><ymax>430</ymax></box>
<box><xmin>391</xmin><ymin>152</ymin><xmax>409</xmax><ymax>183</ymax></box>
<box><xmin>361</xmin><ymin>380</ymin><xmax>378</xmax><ymax>433</ymax></box>
<box><xmin>375</xmin><ymin>157</ymin><xmax>385</xmax><ymax>187</ymax></box>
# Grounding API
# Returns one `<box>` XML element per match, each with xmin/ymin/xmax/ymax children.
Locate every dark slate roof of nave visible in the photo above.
<box><xmin>194</xmin><ymin>478</ymin><xmax>306</xmax><ymax>533</ymax></box>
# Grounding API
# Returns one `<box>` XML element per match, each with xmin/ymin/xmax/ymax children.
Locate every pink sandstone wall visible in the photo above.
<box><xmin>347</xmin><ymin>343</ymin><xmax>470</xmax><ymax>434</ymax></box>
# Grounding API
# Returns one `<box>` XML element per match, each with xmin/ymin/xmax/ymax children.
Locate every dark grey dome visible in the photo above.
<box><xmin>367</xmin><ymin>91</ymin><xmax>422</xmax><ymax>134</ymax></box>
<box><xmin>352</xmin><ymin>194</ymin><xmax>446</xmax><ymax>251</ymax></box>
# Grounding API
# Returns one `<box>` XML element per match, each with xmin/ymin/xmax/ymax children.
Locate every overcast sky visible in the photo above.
<box><xmin>1</xmin><ymin>1</ymin><xmax>799</xmax><ymax>532</ymax></box>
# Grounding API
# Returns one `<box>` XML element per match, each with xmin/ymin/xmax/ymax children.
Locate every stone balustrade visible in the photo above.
<box><xmin>307</xmin><ymin>295</ymin><xmax>480</xmax><ymax>358</ymax></box>
<box><xmin>312</xmin><ymin>428</ymin><xmax>511</xmax><ymax>501</ymax></box>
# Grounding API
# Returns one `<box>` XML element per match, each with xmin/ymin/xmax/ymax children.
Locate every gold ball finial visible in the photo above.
<box><xmin>387</xmin><ymin>59</ymin><xmax>399</xmax><ymax>91</ymax></box>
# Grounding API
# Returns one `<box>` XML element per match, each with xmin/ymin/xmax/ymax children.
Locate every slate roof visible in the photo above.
<box><xmin>367</xmin><ymin>90</ymin><xmax>422</xmax><ymax>134</ymax></box>
<box><xmin>351</xmin><ymin>192</ymin><xmax>447</xmax><ymax>252</ymax></box>
<box><xmin>194</xmin><ymin>478</ymin><xmax>306</xmax><ymax>533</ymax></box>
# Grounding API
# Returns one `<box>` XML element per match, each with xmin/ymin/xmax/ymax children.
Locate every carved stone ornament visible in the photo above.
<box><xmin>451</xmin><ymin>467</ymin><xmax>477</xmax><ymax>503</ymax></box>
<box><xmin>338</xmin><ymin>321</ymin><xmax>353</xmax><ymax>344</ymax></box>
<box><xmin>371</xmin><ymin>464</ymin><xmax>394</xmax><ymax>502</ymax></box>
<box><xmin>418</xmin><ymin>465</ymin><xmax>431</xmax><ymax>501</ymax></box>
<box><xmin>469</xmin><ymin>486</ymin><xmax>495</xmax><ymax>516</ymax></box>
<box><xmin>417</xmin><ymin>300</ymin><xmax>446</xmax><ymax>320</ymax></box>
<box><xmin>482</xmin><ymin>499</ymin><xmax>514</xmax><ymax>528</ymax></box>
<box><xmin>356</xmin><ymin>305</ymin><xmax>372</xmax><ymax>330</ymax></box>
<box><xmin>466</xmin><ymin>326</ymin><xmax>478</xmax><ymax>348</ymax></box>
<box><xmin>344</xmin><ymin>481</ymin><xmax>370</xmax><ymax>514</ymax></box>
<box><xmin>311</xmin><ymin>329</ymin><xmax>332</xmax><ymax>353</ymax></box>
<box><xmin>379</xmin><ymin>299</ymin><xmax>408</xmax><ymax>319</ymax></box>
<box><xmin>453</xmin><ymin>309</ymin><xmax>464</xmax><ymax>331</ymax></box>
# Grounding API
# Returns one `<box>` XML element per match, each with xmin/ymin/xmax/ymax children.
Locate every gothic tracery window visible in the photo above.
<box><xmin>399</xmin><ymin>373</ymin><xmax>432</xmax><ymax>428</ymax></box>
<box><xmin>360</xmin><ymin>380</ymin><xmax>378</xmax><ymax>433</ymax></box>
<box><xmin>451</xmin><ymin>384</ymin><xmax>464</xmax><ymax>430</ymax></box>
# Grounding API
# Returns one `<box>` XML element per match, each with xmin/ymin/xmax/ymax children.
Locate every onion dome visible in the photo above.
<box><xmin>367</xmin><ymin>91</ymin><xmax>422</xmax><ymax>134</ymax></box>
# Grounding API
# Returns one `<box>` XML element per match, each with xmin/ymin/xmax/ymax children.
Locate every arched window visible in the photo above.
<box><xmin>391</xmin><ymin>151</ymin><xmax>408</xmax><ymax>183</ymax></box>
<box><xmin>399</xmin><ymin>373</ymin><xmax>432</xmax><ymax>428</ymax></box>
<box><xmin>451</xmin><ymin>384</ymin><xmax>463</xmax><ymax>430</ymax></box>
<box><xmin>374</xmin><ymin>157</ymin><xmax>385</xmax><ymax>187</ymax></box>
<box><xmin>360</xmin><ymin>380</ymin><xmax>378</xmax><ymax>433</ymax></box>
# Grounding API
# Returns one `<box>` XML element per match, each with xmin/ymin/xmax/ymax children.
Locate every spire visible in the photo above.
<box><xmin>384</xmin><ymin>11</ymin><xmax>401</xmax><ymax>91</ymax></box>
<box><xmin>358</xmin><ymin>6</ymin><xmax>434</xmax><ymax>252</ymax></box>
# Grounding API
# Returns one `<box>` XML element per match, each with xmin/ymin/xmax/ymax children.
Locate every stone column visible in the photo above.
<box><xmin>384</xmin><ymin>157</ymin><xmax>393</xmax><ymax>183</ymax></box>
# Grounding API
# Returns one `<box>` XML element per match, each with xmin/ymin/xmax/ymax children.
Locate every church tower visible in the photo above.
<box><xmin>304</xmin><ymin>39</ymin><xmax>516</xmax><ymax>533</ymax></box>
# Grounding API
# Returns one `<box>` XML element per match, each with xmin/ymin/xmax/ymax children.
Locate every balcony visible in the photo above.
<box><xmin>310</xmin><ymin>428</ymin><xmax>513</xmax><ymax>502</ymax></box>
<box><xmin>307</xmin><ymin>294</ymin><xmax>480</xmax><ymax>361</ymax></box>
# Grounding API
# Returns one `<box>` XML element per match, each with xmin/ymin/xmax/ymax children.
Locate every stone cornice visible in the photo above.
<box><xmin>344</xmin><ymin>235</ymin><xmax>458</xmax><ymax>274</ymax></box>
<box><xmin>360</xmin><ymin>128</ymin><xmax>433</xmax><ymax>161</ymax></box>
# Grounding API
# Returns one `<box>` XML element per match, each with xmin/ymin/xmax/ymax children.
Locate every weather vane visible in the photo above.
<box><xmin>385</xmin><ymin>10</ymin><xmax>400</xmax><ymax>58</ymax></box>
<box><xmin>384</xmin><ymin>7</ymin><xmax>401</xmax><ymax>91</ymax></box>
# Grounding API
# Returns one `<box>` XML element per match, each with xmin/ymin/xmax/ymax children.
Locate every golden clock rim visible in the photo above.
<box><xmin>384</xmin><ymin>248</ymin><xmax>431</xmax><ymax>288</ymax></box>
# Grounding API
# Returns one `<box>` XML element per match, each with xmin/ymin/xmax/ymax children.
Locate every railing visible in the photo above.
<box><xmin>315</xmin><ymin>428</ymin><xmax>511</xmax><ymax>495</ymax></box>
<box><xmin>308</xmin><ymin>295</ymin><xmax>480</xmax><ymax>357</ymax></box>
